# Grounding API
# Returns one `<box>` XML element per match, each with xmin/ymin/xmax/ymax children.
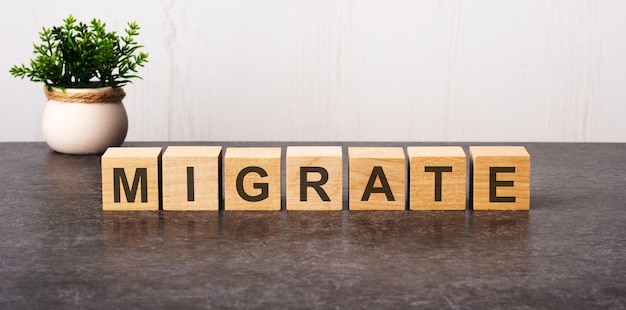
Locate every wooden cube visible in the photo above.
<box><xmin>348</xmin><ymin>147</ymin><xmax>406</xmax><ymax>210</ymax></box>
<box><xmin>470</xmin><ymin>146</ymin><xmax>530</xmax><ymax>210</ymax></box>
<box><xmin>286</xmin><ymin>146</ymin><xmax>342</xmax><ymax>211</ymax></box>
<box><xmin>162</xmin><ymin>146</ymin><xmax>222</xmax><ymax>211</ymax></box>
<box><xmin>407</xmin><ymin>146</ymin><xmax>466</xmax><ymax>210</ymax></box>
<box><xmin>101</xmin><ymin>147</ymin><xmax>162</xmax><ymax>211</ymax></box>
<box><xmin>224</xmin><ymin>147</ymin><xmax>281</xmax><ymax>211</ymax></box>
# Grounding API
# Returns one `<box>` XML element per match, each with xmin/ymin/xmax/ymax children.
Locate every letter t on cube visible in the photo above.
<box><xmin>408</xmin><ymin>146</ymin><xmax>466</xmax><ymax>210</ymax></box>
<box><xmin>470</xmin><ymin>146</ymin><xmax>530</xmax><ymax>210</ymax></box>
<box><xmin>101</xmin><ymin>147</ymin><xmax>163</xmax><ymax>211</ymax></box>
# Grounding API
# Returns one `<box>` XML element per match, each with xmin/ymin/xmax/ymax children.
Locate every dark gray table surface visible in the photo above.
<box><xmin>1</xmin><ymin>142</ymin><xmax>625</xmax><ymax>309</ymax></box>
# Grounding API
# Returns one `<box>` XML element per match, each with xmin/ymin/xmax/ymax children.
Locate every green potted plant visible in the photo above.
<box><xmin>10</xmin><ymin>14</ymin><xmax>148</xmax><ymax>154</ymax></box>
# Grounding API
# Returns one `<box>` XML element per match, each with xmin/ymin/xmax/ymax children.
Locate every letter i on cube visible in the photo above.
<box><xmin>161</xmin><ymin>146</ymin><xmax>222</xmax><ymax>211</ymax></box>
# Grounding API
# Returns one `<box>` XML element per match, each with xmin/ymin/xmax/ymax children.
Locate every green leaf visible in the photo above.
<box><xmin>9</xmin><ymin>14</ymin><xmax>148</xmax><ymax>89</ymax></box>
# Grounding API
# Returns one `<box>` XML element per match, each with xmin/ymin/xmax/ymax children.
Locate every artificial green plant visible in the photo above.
<box><xmin>10</xmin><ymin>14</ymin><xmax>148</xmax><ymax>89</ymax></box>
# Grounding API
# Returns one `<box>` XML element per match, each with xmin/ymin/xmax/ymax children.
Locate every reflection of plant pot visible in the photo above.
<box><xmin>42</xmin><ymin>86</ymin><xmax>128</xmax><ymax>155</ymax></box>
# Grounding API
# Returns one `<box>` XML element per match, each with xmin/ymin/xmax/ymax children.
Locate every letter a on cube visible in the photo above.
<box><xmin>101</xmin><ymin>147</ymin><xmax>162</xmax><ymax>211</ymax></box>
<box><xmin>349</xmin><ymin>147</ymin><xmax>406</xmax><ymax>210</ymax></box>
<box><xmin>470</xmin><ymin>146</ymin><xmax>530</xmax><ymax>210</ymax></box>
<box><xmin>224</xmin><ymin>147</ymin><xmax>281</xmax><ymax>211</ymax></box>
<box><xmin>408</xmin><ymin>146</ymin><xmax>466</xmax><ymax>210</ymax></box>
<box><xmin>286</xmin><ymin>146</ymin><xmax>342</xmax><ymax>210</ymax></box>
<box><xmin>162</xmin><ymin>146</ymin><xmax>222</xmax><ymax>211</ymax></box>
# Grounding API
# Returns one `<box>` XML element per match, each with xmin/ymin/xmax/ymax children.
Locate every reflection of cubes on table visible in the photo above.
<box><xmin>162</xmin><ymin>146</ymin><xmax>222</xmax><ymax>211</ymax></box>
<box><xmin>224</xmin><ymin>147</ymin><xmax>281</xmax><ymax>211</ymax></box>
<box><xmin>470</xmin><ymin>146</ymin><xmax>530</xmax><ymax>210</ymax></box>
<box><xmin>101</xmin><ymin>147</ymin><xmax>163</xmax><ymax>211</ymax></box>
<box><xmin>407</xmin><ymin>146</ymin><xmax>466</xmax><ymax>210</ymax></box>
<box><xmin>286</xmin><ymin>146</ymin><xmax>343</xmax><ymax>211</ymax></box>
<box><xmin>348</xmin><ymin>147</ymin><xmax>406</xmax><ymax>210</ymax></box>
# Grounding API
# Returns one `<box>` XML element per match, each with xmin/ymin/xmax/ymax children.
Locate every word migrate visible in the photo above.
<box><xmin>101</xmin><ymin>146</ymin><xmax>530</xmax><ymax>211</ymax></box>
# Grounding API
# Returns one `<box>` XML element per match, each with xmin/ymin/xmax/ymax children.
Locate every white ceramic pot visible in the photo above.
<box><xmin>42</xmin><ymin>87</ymin><xmax>128</xmax><ymax>155</ymax></box>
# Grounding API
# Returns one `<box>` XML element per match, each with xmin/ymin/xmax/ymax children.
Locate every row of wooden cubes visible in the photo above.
<box><xmin>102</xmin><ymin>146</ymin><xmax>530</xmax><ymax>211</ymax></box>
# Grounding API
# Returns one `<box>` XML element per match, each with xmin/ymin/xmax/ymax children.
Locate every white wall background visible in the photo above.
<box><xmin>2</xmin><ymin>0</ymin><xmax>625</xmax><ymax>142</ymax></box>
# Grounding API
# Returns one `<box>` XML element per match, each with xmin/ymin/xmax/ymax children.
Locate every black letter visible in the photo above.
<box><xmin>362</xmin><ymin>166</ymin><xmax>395</xmax><ymax>201</ymax></box>
<box><xmin>187</xmin><ymin>166</ymin><xmax>195</xmax><ymax>202</ymax></box>
<box><xmin>490</xmin><ymin>167</ymin><xmax>516</xmax><ymax>202</ymax></box>
<box><xmin>236</xmin><ymin>166</ymin><xmax>269</xmax><ymax>202</ymax></box>
<box><xmin>300</xmin><ymin>167</ymin><xmax>330</xmax><ymax>202</ymax></box>
<box><xmin>424</xmin><ymin>166</ymin><xmax>453</xmax><ymax>201</ymax></box>
<box><xmin>113</xmin><ymin>168</ymin><xmax>148</xmax><ymax>203</ymax></box>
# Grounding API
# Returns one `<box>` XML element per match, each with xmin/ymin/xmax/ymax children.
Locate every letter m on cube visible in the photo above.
<box><xmin>101</xmin><ymin>147</ymin><xmax>162</xmax><ymax>210</ymax></box>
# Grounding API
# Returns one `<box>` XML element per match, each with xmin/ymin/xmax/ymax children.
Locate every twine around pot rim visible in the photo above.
<box><xmin>44</xmin><ymin>86</ymin><xmax>126</xmax><ymax>103</ymax></box>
